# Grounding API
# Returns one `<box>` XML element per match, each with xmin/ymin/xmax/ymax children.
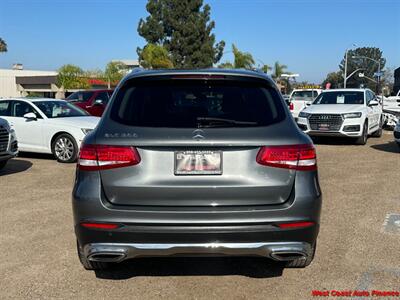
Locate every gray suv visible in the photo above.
<box><xmin>72</xmin><ymin>69</ymin><xmax>322</xmax><ymax>271</ymax></box>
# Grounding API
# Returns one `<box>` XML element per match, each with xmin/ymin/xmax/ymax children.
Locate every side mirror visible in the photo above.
<box><xmin>94</xmin><ymin>99</ymin><xmax>104</xmax><ymax>106</ymax></box>
<box><xmin>23</xmin><ymin>112</ymin><xmax>37</xmax><ymax>120</ymax></box>
<box><xmin>368</xmin><ymin>100</ymin><xmax>379</xmax><ymax>106</ymax></box>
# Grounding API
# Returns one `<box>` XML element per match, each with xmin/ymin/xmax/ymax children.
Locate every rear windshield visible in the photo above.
<box><xmin>314</xmin><ymin>91</ymin><xmax>364</xmax><ymax>105</ymax></box>
<box><xmin>291</xmin><ymin>90</ymin><xmax>318</xmax><ymax>99</ymax></box>
<box><xmin>110</xmin><ymin>79</ymin><xmax>286</xmax><ymax>128</ymax></box>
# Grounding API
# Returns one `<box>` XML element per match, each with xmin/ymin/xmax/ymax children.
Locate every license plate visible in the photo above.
<box><xmin>318</xmin><ymin>124</ymin><xmax>330</xmax><ymax>131</ymax></box>
<box><xmin>175</xmin><ymin>151</ymin><xmax>222</xmax><ymax>175</ymax></box>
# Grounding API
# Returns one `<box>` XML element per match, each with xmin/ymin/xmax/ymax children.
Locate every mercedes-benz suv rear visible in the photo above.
<box><xmin>72</xmin><ymin>69</ymin><xmax>322</xmax><ymax>270</ymax></box>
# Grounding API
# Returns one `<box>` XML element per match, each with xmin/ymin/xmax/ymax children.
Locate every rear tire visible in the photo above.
<box><xmin>285</xmin><ymin>242</ymin><xmax>316</xmax><ymax>268</ymax></box>
<box><xmin>76</xmin><ymin>240</ymin><xmax>110</xmax><ymax>271</ymax></box>
<box><xmin>52</xmin><ymin>133</ymin><xmax>78</xmax><ymax>163</ymax></box>
<box><xmin>355</xmin><ymin>121</ymin><xmax>368</xmax><ymax>145</ymax></box>
<box><xmin>0</xmin><ymin>160</ymin><xmax>7</xmax><ymax>170</ymax></box>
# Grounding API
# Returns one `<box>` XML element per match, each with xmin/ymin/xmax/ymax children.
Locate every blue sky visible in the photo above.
<box><xmin>1</xmin><ymin>0</ymin><xmax>399</xmax><ymax>83</ymax></box>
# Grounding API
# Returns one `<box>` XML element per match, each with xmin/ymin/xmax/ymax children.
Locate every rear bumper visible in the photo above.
<box><xmin>72</xmin><ymin>169</ymin><xmax>322</xmax><ymax>260</ymax></box>
<box><xmin>83</xmin><ymin>241</ymin><xmax>313</xmax><ymax>262</ymax></box>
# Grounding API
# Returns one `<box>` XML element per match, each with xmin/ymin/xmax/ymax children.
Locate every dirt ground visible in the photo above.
<box><xmin>1</xmin><ymin>132</ymin><xmax>399</xmax><ymax>299</ymax></box>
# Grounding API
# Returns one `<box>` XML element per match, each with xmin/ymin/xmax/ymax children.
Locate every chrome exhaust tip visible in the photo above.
<box><xmin>270</xmin><ymin>251</ymin><xmax>307</xmax><ymax>261</ymax></box>
<box><xmin>88</xmin><ymin>252</ymin><xmax>126</xmax><ymax>263</ymax></box>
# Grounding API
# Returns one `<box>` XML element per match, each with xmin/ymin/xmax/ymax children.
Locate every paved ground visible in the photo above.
<box><xmin>1</xmin><ymin>133</ymin><xmax>399</xmax><ymax>299</ymax></box>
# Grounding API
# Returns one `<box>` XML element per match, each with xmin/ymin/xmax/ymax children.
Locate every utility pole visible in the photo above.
<box><xmin>344</xmin><ymin>44</ymin><xmax>357</xmax><ymax>88</ymax></box>
<box><xmin>344</xmin><ymin>50</ymin><xmax>348</xmax><ymax>88</ymax></box>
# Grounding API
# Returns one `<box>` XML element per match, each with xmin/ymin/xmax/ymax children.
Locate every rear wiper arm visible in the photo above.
<box><xmin>196</xmin><ymin>117</ymin><xmax>257</xmax><ymax>126</ymax></box>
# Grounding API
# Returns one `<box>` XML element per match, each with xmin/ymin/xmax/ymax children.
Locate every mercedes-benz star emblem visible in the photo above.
<box><xmin>192</xmin><ymin>129</ymin><xmax>205</xmax><ymax>140</ymax></box>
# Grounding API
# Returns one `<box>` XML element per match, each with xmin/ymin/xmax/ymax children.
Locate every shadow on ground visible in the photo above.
<box><xmin>17</xmin><ymin>152</ymin><xmax>55</xmax><ymax>160</ymax></box>
<box><xmin>311</xmin><ymin>136</ymin><xmax>356</xmax><ymax>145</ymax></box>
<box><xmin>0</xmin><ymin>159</ymin><xmax>32</xmax><ymax>176</ymax></box>
<box><xmin>370</xmin><ymin>141</ymin><xmax>400</xmax><ymax>153</ymax></box>
<box><xmin>94</xmin><ymin>257</ymin><xmax>285</xmax><ymax>280</ymax></box>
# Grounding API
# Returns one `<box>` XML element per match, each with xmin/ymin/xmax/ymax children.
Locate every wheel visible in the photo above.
<box><xmin>52</xmin><ymin>133</ymin><xmax>78</xmax><ymax>163</ymax></box>
<box><xmin>76</xmin><ymin>240</ymin><xmax>110</xmax><ymax>271</ymax></box>
<box><xmin>355</xmin><ymin>121</ymin><xmax>368</xmax><ymax>145</ymax></box>
<box><xmin>285</xmin><ymin>242</ymin><xmax>316</xmax><ymax>268</ymax></box>
<box><xmin>371</xmin><ymin>118</ymin><xmax>383</xmax><ymax>138</ymax></box>
<box><xmin>0</xmin><ymin>160</ymin><xmax>7</xmax><ymax>170</ymax></box>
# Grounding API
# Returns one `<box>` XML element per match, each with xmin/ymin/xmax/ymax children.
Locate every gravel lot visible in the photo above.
<box><xmin>1</xmin><ymin>133</ymin><xmax>399</xmax><ymax>299</ymax></box>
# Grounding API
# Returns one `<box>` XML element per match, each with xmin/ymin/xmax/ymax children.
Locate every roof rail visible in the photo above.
<box><xmin>130</xmin><ymin>67</ymin><xmax>144</xmax><ymax>73</ymax></box>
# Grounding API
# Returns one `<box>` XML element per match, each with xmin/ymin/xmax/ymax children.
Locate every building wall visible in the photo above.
<box><xmin>0</xmin><ymin>69</ymin><xmax>57</xmax><ymax>98</ymax></box>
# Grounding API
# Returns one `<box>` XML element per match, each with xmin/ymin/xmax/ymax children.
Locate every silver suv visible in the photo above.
<box><xmin>0</xmin><ymin>117</ymin><xmax>18</xmax><ymax>170</ymax></box>
<box><xmin>72</xmin><ymin>69</ymin><xmax>322</xmax><ymax>271</ymax></box>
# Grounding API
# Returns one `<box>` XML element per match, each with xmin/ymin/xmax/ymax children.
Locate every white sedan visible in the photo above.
<box><xmin>0</xmin><ymin>98</ymin><xmax>100</xmax><ymax>163</ymax></box>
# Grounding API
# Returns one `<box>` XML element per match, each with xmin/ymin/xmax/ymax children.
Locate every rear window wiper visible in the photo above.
<box><xmin>196</xmin><ymin>117</ymin><xmax>257</xmax><ymax>127</ymax></box>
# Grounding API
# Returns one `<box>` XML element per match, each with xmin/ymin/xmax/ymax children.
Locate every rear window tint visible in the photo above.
<box><xmin>110</xmin><ymin>79</ymin><xmax>286</xmax><ymax>128</ymax></box>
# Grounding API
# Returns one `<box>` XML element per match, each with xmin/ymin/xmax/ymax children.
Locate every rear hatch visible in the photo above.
<box><xmin>95</xmin><ymin>75</ymin><xmax>300</xmax><ymax>207</ymax></box>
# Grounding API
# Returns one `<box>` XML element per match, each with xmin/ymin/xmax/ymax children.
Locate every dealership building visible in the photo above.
<box><xmin>0</xmin><ymin>60</ymin><xmax>140</xmax><ymax>99</ymax></box>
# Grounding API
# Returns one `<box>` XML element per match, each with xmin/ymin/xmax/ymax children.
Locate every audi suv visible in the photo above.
<box><xmin>72</xmin><ymin>69</ymin><xmax>322</xmax><ymax>270</ymax></box>
<box><xmin>0</xmin><ymin>117</ymin><xmax>18</xmax><ymax>170</ymax></box>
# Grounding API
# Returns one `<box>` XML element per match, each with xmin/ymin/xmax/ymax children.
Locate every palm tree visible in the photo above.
<box><xmin>0</xmin><ymin>38</ymin><xmax>7</xmax><ymax>53</ymax></box>
<box><xmin>232</xmin><ymin>44</ymin><xmax>255</xmax><ymax>69</ymax></box>
<box><xmin>272</xmin><ymin>61</ymin><xmax>288</xmax><ymax>80</ymax></box>
<box><xmin>261</xmin><ymin>64</ymin><xmax>272</xmax><ymax>74</ymax></box>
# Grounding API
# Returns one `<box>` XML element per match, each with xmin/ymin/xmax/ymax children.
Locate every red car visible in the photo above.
<box><xmin>66</xmin><ymin>89</ymin><xmax>114</xmax><ymax>116</ymax></box>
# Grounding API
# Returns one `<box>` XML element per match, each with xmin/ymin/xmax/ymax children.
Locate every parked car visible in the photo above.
<box><xmin>0</xmin><ymin>117</ymin><xmax>18</xmax><ymax>170</ymax></box>
<box><xmin>66</xmin><ymin>89</ymin><xmax>114</xmax><ymax>116</ymax></box>
<box><xmin>383</xmin><ymin>90</ymin><xmax>400</xmax><ymax>114</ymax></box>
<box><xmin>289</xmin><ymin>89</ymin><xmax>322</xmax><ymax>120</ymax></box>
<box><xmin>73</xmin><ymin>69</ymin><xmax>322</xmax><ymax>271</ymax></box>
<box><xmin>297</xmin><ymin>89</ymin><xmax>383</xmax><ymax>145</ymax></box>
<box><xmin>0</xmin><ymin>98</ymin><xmax>100</xmax><ymax>163</ymax></box>
<box><xmin>394</xmin><ymin>119</ymin><xmax>400</xmax><ymax>148</ymax></box>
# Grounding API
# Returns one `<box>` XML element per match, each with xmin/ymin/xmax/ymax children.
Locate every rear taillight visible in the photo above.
<box><xmin>78</xmin><ymin>144</ymin><xmax>141</xmax><ymax>171</ymax></box>
<box><xmin>289</xmin><ymin>102</ymin><xmax>294</xmax><ymax>110</ymax></box>
<box><xmin>256</xmin><ymin>144</ymin><xmax>317</xmax><ymax>171</ymax></box>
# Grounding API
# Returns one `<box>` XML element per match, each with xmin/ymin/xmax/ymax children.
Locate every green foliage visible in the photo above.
<box><xmin>104</xmin><ymin>61</ymin><xmax>124</xmax><ymax>83</ymax></box>
<box><xmin>137</xmin><ymin>0</ymin><xmax>225</xmax><ymax>68</ymax></box>
<box><xmin>218</xmin><ymin>62</ymin><xmax>234</xmax><ymax>69</ymax></box>
<box><xmin>57</xmin><ymin>64</ymin><xmax>89</xmax><ymax>89</ymax></box>
<box><xmin>139</xmin><ymin>44</ymin><xmax>174</xmax><ymax>69</ymax></box>
<box><xmin>0</xmin><ymin>37</ymin><xmax>7</xmax><ymax>52</ymax></box>
<box><xmin>339</xmin><ymin>47</ymin><xmax>386</xmax><ymax>90</ymax></box>
<box><xmin>232</xmin><ymin>44</ymin><xmax>255</xmax><ymax>69</ymax></box>
<box><xmin>84</xmin><ymin>68</ymin><xmax>105</xmax><ymax>79</ymax></box>
<box><xmin>272</xmin><ymin>61</ymin><xmax>288</xmax><ymax>80</ymax></box>
<box><xmin>217</xmin><ymin>44</ymin><xmax>255</xmax><ymax>70</ymax></box>
<box><xmin>261</xmin><ymin>64</ymin><xmax>272</xmax><ymax>74</ymax></box>
<box><xmin>321</xmin><ymin>71</ymin><xmax>343</xmax><ymax>89</ymax></box>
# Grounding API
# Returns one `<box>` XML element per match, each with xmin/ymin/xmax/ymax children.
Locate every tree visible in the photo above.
<box><xmin>339</xmin><ymin>47</ymin><xmax>386</xmax><ymax>90</ymax></box>
<box><xmin>139</xmin><ymin>44</ymin><xmax>174</xmax><ymax>69</ymax></box>
<box><xmin>137</xmin><ymin>0</ymin><xmax>225</xmax><ymax>68</ymax></box>
<box><xmin>261</xmin><ymin>64</ymin><xmax>272</xmax><ymax>74</ymax></box>
<box><xmin>232</xmin><ymin>44</ymin><xmax>255</xmax><ymax>69</ymax></box>
<box><xmin>57</xmin><ymin>64</ymin><xmax>89</xmax><ymax>89</ymax></box>
<box><xmin>321</xmin><ymin>71</ymin><xmax>343</xmax><ymax>89</ymax></box>
<box><xmin>272</xmin><ymin>61</ymin><xmax>288</xmax><ymax>80</ymax></box>
<box><xmin>217</xmin><ymin>44</ymin><xmax>255</xmax><ymax>69</ymax></box>
<box><xmin>0</xmin><ymin>38</ymin><xmax>7</xmax><ymax>52</ymax></box>
<box><xmin>217</xmin><ymin>62</ymin><xmax>234</xmax><ymax>69</ymax></box>
<box><xmin>84</xmin><ymin>68</ymin><xmax>105</xmax><ymax>79</ymax></box>
<box><xmin>104</xmin><ymin>61</ymin><xmax>125</xmax><ymax>87</ymax></box>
